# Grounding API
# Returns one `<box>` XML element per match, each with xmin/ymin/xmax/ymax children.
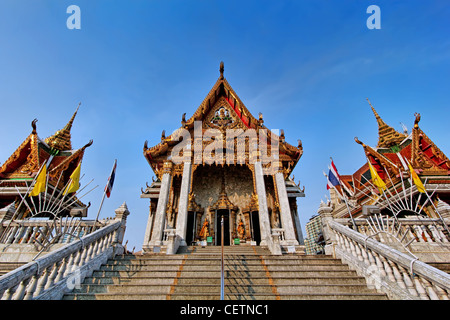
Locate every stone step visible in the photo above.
<box><xmin>276</xmin><ymin>284</ymin><xmax>380</xmax><ymax>295</ymax></box>
<box><xmin>63</xmin><ymin>293</ymin><xmax>168</xmax><ymax>300</ymax></box>
<box><xmin>106</xmin><ymin>257</ymin><xmax>343</xmax><ymax>266</ymax></box>
<box><xmin>272</xmin><ymin>276</ymin><xmax>367</xmax><ymax>286</ymax></box>
<box><xmin>73</xmin><ymin>284</ymin><xmax>172</xmax><ymax>294</ymax></box>
<box><xmin>66</xmin><ymin>250</ymin><xmax>388</xmax><ymax>300</ymax></box>
<box><xmin>267</xmin><ymin>264</ymin><xmax>350</xmax><ymax>271</ymax></box>
<box><xmin>114</xmin><ymin>253</ymin><xmax>330</xmax><ymax>260</ymax></box>
<box><xmin>92</xmin><ymin>269</ymin><xmax>360</xmax><ymax>279</ymax></box>
<box><xmin>274</xmin><ymin>293</ymin><xmax>387</xmax><ymax>300</ymax></box>
<box><xmin>98</xmin><ymin>263</ymin><xmax>349</xmax><ymax>272</ymax></box>
<box><xmin>63</xmin><ymin>292</ymin><xmax>387</xmax><ymax>300</ymax></box>
<box><xmin>174</xmin><ymin>284</ymin><xmax>275</xmax><ymax>294</ymax></box>
<box><xmin>427</xmin><ymin>262</ymin><xmax>450</xmax><ymax>274</ymax></box>
<box><xmin>83</xmin><ymin>276</ymin><xmax>176</xmax><ymax>285</ymax></box>
<box><xmin>73</xmin><ymin>283</ymin><xmax>279</xmax><ymax>295</ymax></box>
<box><xmin>0</xmin><ymin>262</ymin><xmax>26</xmax><ymax>276</ymax></box>
<box><xmin>83</xmin><ymin>276</ymin><xmax>274</xmax><ymax>286</ymax></box>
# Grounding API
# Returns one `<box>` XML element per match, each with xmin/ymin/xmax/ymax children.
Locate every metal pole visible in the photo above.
<box><xmin>220</xmin><ymin>215</ymin><xmax>224</xmax><ymax>300</ymax></box>
<box><xmin>342</xmin><ymin>196</ymin><xmax>358</xmax><ymax>230</ymax></box>
<box><xmin>94</xmin><ymin>190</ymin><xmax>107</xmax><ymax>227</ymax></box>
<box><xmin>94</xmin><ymin>159</ymin><xmax>116</xmax><ymax>227</ymax></box>
<box><xmin>425</xmin><ymin>192</ymin><xmax>450</xmax><ymax>236</ymax></box>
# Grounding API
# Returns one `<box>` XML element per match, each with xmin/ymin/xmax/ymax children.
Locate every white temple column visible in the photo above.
<box><xmin>275</xmin><ymin>171</ymin><xmax>299</xmax><ymax>246</ymax></box>
<box><xmin>142</xmin><ymin>205</ymin><xmax>154</xmax><ymax>252</ymax></box>
<box><xmin>254</xmin><ymin>161</ymin><xmax>272</xmax><ymax>247</ymax></box>
<box><xmin>175</xmin><ymin>161</ymin><xmax>192</xmax><ymax>247</ymax></box>
<box><xmin>148</xmin><ymin>161</ymin><xmax>173</xmax><ymax>250</ymax></box>
<box><xmin>293</xmin><ymin>208</ymin><xmax>304</xmax><ymax>245</ymax></box>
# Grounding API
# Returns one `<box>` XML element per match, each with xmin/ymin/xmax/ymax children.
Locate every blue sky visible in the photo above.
<box><xmin>0</xmin><ymin>1</ymin><xmax>449</xmax><ymax>251</ymax></box>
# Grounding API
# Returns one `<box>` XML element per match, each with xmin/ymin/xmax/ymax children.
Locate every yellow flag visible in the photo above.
<box><xmin>64</xmin><ymin>163</ymin><xmax>81</xmax><ymax>195</ymax></box>
<box><xmin>29</xmin><ymin>164</ymin><xmax>47</xmax><ymax>197</ymax></box>
<box><xmin>408</xmin><ymin>163</ymin><xmax>426</xmax><ymax>193</ymax></box>
<box><xmin>368</xmin><ymin>161</ymin><xmax>387</xmax><ymax>194</ymax></box>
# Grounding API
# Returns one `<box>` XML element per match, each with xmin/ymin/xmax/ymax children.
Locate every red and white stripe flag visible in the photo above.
<box><xmin>105</xmin><ymin>159</ymin><xmax>117</xmax><ymax>198</ymax></box>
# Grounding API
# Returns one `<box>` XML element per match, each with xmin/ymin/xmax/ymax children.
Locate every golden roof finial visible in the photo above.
<box><xmin>45</xmin><ymin>102</ymin><xmax>81</xmax><ymax>151</ymax></box>
<box><xmin>366</xmin><ymin>98</ymin><xmax>406</xmax><ymax>149</ymax></box>
<box><xmin>219</xmin><ymin>61</ymin><xmax>224</xmax><ymax>80</ymax></box>
<box><xmin>31</xmin><ymin>118</ymin><xmax>38</xmax><ymax>134</ymax></box>
<box><xmin>414</xmin><ymin>112</ymin><xmax>421</xmax><ymax>128</ymax></box>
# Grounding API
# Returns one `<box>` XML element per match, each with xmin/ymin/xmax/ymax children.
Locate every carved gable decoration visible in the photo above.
<box><xmin>203</xmin><ymin>97</ymin><xmax>246</xmax><ymax>131</ymax></box>
<box><xmin>412</xmin><ymin>125</ymin><xmax>450</xmax><ymax>174</ymax></box>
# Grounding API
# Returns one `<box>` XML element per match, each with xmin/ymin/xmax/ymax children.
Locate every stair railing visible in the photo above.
<box><xmin>327</xmin><ymin>219</ymin><xmax>450</xmax><ymax>300</ymax></box>
<box><xmin>0</xmin><ymin>203</ymin><xmax>129</xmax><ymax>300</ymax></box>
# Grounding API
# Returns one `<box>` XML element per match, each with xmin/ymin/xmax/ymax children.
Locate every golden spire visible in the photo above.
<box><xmin>45</xmin><ymin>103</ymin><xmax>80</xmax><ymax>151</ymax></box>
<box><xmin>367</xmin><ymin>98</ymin><xmax>406</xmax><ymax>149</ymax></box>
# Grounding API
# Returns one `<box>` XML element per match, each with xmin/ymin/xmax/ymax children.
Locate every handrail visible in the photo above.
<box><xmin>0</xmin><ymin>218</ymin><xmax>110</xmax><ymax>245</ymax></box>
<box><xmin>0</xmin><ymin>220</ymin><xmax>121</xmax><ymax>299</ymax></box>
<box><xmin>335</xmin><ymin>217</ymin><xmax>449</xmax><ymax>226</ymax></box>
<box><xmin>333</xmin><ymin>217</ymin><xmax>449</xmax><ymax>244</ymax></box>
<box><xmin>328</xmin><ymin>219</ymin><xmax>450</xmax><ymax>299</ymax></box>
<box><xmin>220</xmin><ymin>215</ymin><xmax>224</xmax><ymax>300</ymax></box>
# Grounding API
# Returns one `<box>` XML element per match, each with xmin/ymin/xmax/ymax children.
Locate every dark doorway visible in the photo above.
<box><xmin>216</xmin><ymin>210</ymin><xmax>230</xmax><ymax>246</ymax></box>
<box><xmin>251</xmin><ymin>211</ymin><xmax>261</xmax><ymax>245</ymax></box>
<box><xmin>186</xmin><ymin>212</ymin><xmax>196</xmax><ymax>245</ymax></box>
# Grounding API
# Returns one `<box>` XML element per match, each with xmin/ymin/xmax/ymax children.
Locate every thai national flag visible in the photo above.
<box><xmin>326</xmin><ymin>160</ymin><xmax>341</xmax><ymax>190</ymax></box>
<box><xmin>105</xmin><ymin>160</ymin><xmax>117</xmax><ymax>198</ymax></box>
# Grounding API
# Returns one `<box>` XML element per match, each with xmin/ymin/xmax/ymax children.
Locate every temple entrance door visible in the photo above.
<box><xmin>216</xmin><ymin>210</ymin><xmax>230</xmax><ymax>246</ymax></box>
<box><xmin>186</xmin><ymin>212</ymin><xmax>196</xmax><ymax>245</ymax></box>
<box><xmin>251</xmin><ymin>211</ymin><xmax>261</xmax><ymax>245</ymax></box>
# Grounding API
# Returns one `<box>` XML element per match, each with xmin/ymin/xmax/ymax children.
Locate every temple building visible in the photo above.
<box><xmin>141</xmin><ymin>63</ymin><xmax>305</xmax><ymax>254</ymax></box>
<box><xmin>0</xmin><ymin>104</ymin><xmax>92</xmax><ymax>220</ymax></box>
<box><xmin>328</xmin><ymin>101</ymin><xmax>450</xmax><ymax>221</ymax></box>
<box><xmin>320</xmin><ymin>100</ymin><xmax>450</xmax><ymax>264</ymax></box>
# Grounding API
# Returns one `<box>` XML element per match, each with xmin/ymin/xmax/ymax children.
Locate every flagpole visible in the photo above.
<box><xmin>325</xmin><ymin>159</ymin><xmax>357</xmax><ymax>230</ymax></box>
<box><xmin>330</xmin><ymin>157</ymin><xmax>357</xmax><ymax>230</ymax></box>
<box><xmin>422</xmin><ymin>186</ymin><xmax>450</xmax><ymax>236</ymax></box>
<box><xmin>0</xmin><ymin>161</ymin><xmax>48</xmax><ymax>242</ymax></box>
<box><xmin>95</xmin><ymin>159</ymin><xmax>116</xmax><ymax>226</ymax></box>
<box><xmin>94</xmin><ymin>188</ymin><xmax>107</xmax><ymax>227</ymax></box>
<box><xmin>342</xmin><ymin>193</ymin><xmax>357</xmax><ymax>230</ymax></box>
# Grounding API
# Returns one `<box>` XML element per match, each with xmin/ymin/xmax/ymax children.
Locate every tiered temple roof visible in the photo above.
<box><xmin>143</xmin><ymin>62</ymin><xmax>303</xmax><ymax>179</ymax></box>
<box><xmin>0</xmin><ymin>104</ymin><xmax>92</xmax><ymax>210</ymax></box>
<box><xmin>334</xmin><ymin>101</ymin><xmax>450</xmax><ymax>217</ymax></box>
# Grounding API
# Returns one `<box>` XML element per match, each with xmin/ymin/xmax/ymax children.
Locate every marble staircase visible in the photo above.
<box><xmin>63</xmin><ymin>246</ymin><xmax>387</xmax><ymax>300</ymax></box>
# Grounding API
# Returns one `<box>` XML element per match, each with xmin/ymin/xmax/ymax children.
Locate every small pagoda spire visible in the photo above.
<box><xmin>367</xmin><ymin>98</ymin><xmax>386</xmax><ymax>128</ymax></box>
<box><xmin>64</xmin><ymin>102</ymin><xmax>81</xmax><ymax>133</ymax></box>
<box><xmin>366</xmin><ymin>98</ymin><xmax>406</xmax><ymax>149</ymax></box>
<box><xmin>45</xmin><ymin>102</ymin><xmax>81</xmax><ymax>151</ymax></box>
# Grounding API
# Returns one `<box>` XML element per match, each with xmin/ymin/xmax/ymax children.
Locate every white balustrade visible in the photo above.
<box><xmin>0</xmin><ymin>219</ymin><xmax>124</xmax><ymax>300</ymax></box>
<box><xmin>0</xmin><ymin>220</ymin><xmax>101</xmax><ymax>245</ymax></box>
<box><xmin>328</xmin><ymin>219</ymin><xmax>450</xmax><ymax>300</ymax></box>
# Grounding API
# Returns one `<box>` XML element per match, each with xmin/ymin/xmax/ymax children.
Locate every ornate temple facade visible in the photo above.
<box><xmin>141</xmin><ymin>63</ymin><xmax>305</xmax><ymax>254</ymax></box>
